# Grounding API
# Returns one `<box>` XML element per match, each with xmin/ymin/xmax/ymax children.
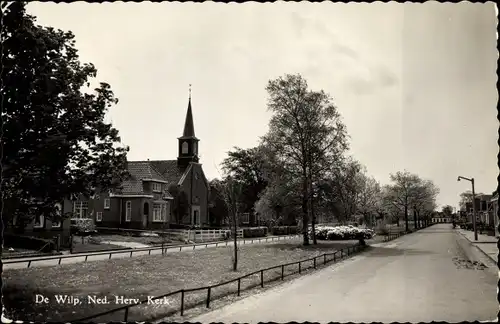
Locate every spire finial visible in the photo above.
<box><xmin>189</xmin><ymin>84</ymin><xmax>192</xmax><ymax>100</ymax></box>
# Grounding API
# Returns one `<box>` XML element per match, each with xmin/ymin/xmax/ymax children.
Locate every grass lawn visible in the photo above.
<box><xmin>68</xmin><ymin>234</ymin><xmax>181</xmax><ymax>253</ymax></box>
<box><xmin>3</xmin><ymin>238</ymin><xmax>361</xmax><ymax>322</ymax></box>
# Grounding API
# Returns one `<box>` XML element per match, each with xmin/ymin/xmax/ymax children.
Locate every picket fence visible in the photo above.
<box><xmin>183</xmin><ymin>229</ymin><xmax>244</xmax><ymax>242</ymax></box>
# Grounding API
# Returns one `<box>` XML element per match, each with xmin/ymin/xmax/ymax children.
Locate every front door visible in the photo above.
<box><xmin>143</xmin><ymin>202</ymin><xmax>149</xmax><ymax>228</ymax></box>
<box><xmin>192</xmin><ymin>205</ymin><xmax>201</xmax><ymax>226</ymax></box>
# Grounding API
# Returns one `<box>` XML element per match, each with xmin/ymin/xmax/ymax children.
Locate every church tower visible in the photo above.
<box><xmin>177</xmin><ymin>85</ymin><xmax>199</xmax><ymax>169</ymax></box>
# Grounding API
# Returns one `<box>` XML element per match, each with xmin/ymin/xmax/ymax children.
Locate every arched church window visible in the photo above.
<box><xmin>194</xmin><ymin>142</ymin><xmax>198</xmax><ymax>155</ymax></box>
<box><xmin>182</xmin><ymin>141</ymin><xmax>189</xmax><ymax>154</ymax></box>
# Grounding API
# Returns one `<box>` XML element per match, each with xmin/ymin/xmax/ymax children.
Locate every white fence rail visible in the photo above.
<box><xmin>183</xmin><ymin>229</ymin><xmax>244</xmax><ymax>242</ymax></box>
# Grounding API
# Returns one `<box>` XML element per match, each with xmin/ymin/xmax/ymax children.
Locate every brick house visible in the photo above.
<box><xmin>68</xmin><ymin>95</ymin><xmax>210</xmax><ymax>229</ymax></box>
<box><xmin>7</xmin><ymin>201</ymin><xmax>72</xmax><ymax>247</ymax></box>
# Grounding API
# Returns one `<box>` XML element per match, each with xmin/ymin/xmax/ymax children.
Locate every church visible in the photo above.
<box><xmin>70</xmin><ymin>93</ymin><xmax>210</xmax><ymax>230</ymax></box>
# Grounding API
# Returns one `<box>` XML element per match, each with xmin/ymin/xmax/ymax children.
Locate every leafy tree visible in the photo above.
<box><xmin>459</xmin><ymin>191</ymin><xmax>484</xmax><ymax>211</ymax></box>
<box><xmin>261</xmin><ymin>74</ymin><xmax>348</xmax><ymax>245</ymax></box>
<box><xmin>442</xmin><ymin>205</ymin><xmax>454</xmax><ymax>216</ymax></box>
<box><xmin>208</xmin><ymin>179</ymin><xmax>229</xmax><ymax>226</ymax></box>
<box><xmin>168</xmin><ymin>185</ymin><xmax>189</xmax><ymax>224</ymax></box>
<box><xmin>221</xmin><ymin>146</ymin><xmax>268</xmax><ymax>217</ymax></box>
<box><xmin>2</xmin><ymin>3</ymin><xmax>129</xmax><ymax>231</ymax></box>
<box><xmin>327</xmin><ymin>157</ymin><xmax>363</xmax><ymax>224</ymax></box>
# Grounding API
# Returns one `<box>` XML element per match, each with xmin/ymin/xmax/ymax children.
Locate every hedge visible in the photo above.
<box><xmin>242</xmin><ymin>227</ymin><xmax>268</xmax><ymax>238</ymax></box>
<box><xmin>270</xmin><ymin>226</ymin><xmax>299</xmax><ymax>236</ymax></box>
<box><xmin>4</xmin><ymin>233</ymin><xmax>56</xmax><ymax>252</ymax></box>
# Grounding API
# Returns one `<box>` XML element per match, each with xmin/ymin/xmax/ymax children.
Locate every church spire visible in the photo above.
<box><xmin>182</xmin><ymin>84</ymin><xmax>196</xmax><ymax>138</ymax></box>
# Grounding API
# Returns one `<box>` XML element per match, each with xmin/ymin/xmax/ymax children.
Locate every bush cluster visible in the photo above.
<box><xmin>310</xmin><ymin>225</ymin><xmax>375</xmax><ymax>241</ymax></box>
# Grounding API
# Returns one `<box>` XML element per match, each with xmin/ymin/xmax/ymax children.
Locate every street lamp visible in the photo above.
<box><xmin>457</xmin><ymin>176</ymin><xmax>478</xmax><ymax>241</ymax></box>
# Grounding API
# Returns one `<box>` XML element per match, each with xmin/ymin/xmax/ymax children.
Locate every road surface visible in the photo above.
<box><xmin>190</xmin><ymin>224</ymin><xmax>498</xmax><ymax>323</ymax></box>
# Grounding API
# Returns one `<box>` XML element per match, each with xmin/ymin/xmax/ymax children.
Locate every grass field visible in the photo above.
<box><xmin>3</xmin><ymin>238</ymin><xmax>361</xmax><ymax>322</ymax></box>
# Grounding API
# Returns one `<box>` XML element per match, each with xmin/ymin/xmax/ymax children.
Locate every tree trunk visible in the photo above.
<box><xmin>404</xmin><ymin>205</ymin><xmax>409</xmax><ymax>232</ymax></box>
<box><xmin>413</xmin><ymin>208</ymin><xmax>418</xmax><ymax>230</ymax></box>
<box><xmin>302</xmin><ymin>178</ymin><xmax>310</xmax><ymax>246</ymax></box>
<box><xmin>308</xmin><ymin>168</ymin><xmax>317</xmax><ymax>245</ymax></box>
<box><xmin>232</xmin><ymin>210</ymin><xmax>238</xmax><ymax>271</ymax></box>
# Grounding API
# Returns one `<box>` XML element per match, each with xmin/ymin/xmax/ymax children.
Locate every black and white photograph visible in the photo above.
<box><xmin>1</xmin><ymin>1</ymin><xmax>498</xmax><ymax>323</ymax></box>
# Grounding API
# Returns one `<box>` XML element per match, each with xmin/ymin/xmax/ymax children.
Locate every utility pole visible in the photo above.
<box><xmin>458</xmin><ymin>176</ymin><xmax>478</xmax><ymax>241</ymax></box>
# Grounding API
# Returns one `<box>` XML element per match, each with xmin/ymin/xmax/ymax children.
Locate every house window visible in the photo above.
<box><xmin>152</xmin><ymin>183</ymin><xmax>162</xmax><ymax>193</ymax></box>
<box><xmin>240</xmin><ymin>213</ymin><xmax>250</xmax><ymax>224</ymax></box>
<box><xmin>34</xmin><ymin>214</ymin><xmax>45</xmax><ymax>228</ymax></box>
<box><xmin>96</xmin><ymin>212</ymin><xmax>103</xmax><ymax>222</ymax></box>
<box><xmin>104</xmin><ymin>198</ymin><xmax>110</xmax><ymax>209</ymax></box>
<box><xmin>73</xmin><ymin>201</ymin><xmax>89</xmax><ymax>218</ymax></box>
<box><xmin>163</xmin><ymin>203</ymin><xmax>168</xmax><ymax>221</ymax></box>
<box><xmin>153</xmin><ymin>204</ymin><xmax>163</xmax><ymax>222</ymax></box>
<box><xmin>125</xmin><ymin>201</ymin><xmax>132</xmax><ymax>222</ymax></box>
<box><xmin>52</xmin><ymin>203</ymin><xmax>62</xmax><ymax>228</ymax></box>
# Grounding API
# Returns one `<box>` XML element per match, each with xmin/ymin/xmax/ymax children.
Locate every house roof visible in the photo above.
<box><xmin>149</xmin><ymin>160</ymin><xmax>186</xmax><ymax>186</ymax></box>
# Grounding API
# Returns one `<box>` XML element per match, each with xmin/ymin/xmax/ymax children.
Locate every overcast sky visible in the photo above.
<box><xmin>27</xmin><ymin>2</ymin><xmax>498</xmax><ymax>209</ymax></box>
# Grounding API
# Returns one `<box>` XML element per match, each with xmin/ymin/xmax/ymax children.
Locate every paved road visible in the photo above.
<box><xmin>2</xmin><ymin>235</ymin><xmax>300</xmax><ymax>270</ymax></box>
<box><xmin>190</xmin><ymin>224</ymin><xmax>498</xmax><ymax>323</ymax></box>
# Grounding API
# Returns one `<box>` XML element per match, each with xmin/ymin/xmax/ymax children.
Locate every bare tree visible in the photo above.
<box><xmin>385</xmin><ymin>171</ymin><xmax>422</xmax><ymax>232</ymax></box>
<box><xmin>356</xmin><ymin>173</ymin><xmax>382</xmax><ymax>228</ymax></box>
<box><xmin>220</xmin><ymin>176</ymin><xmax>243</xmax><ymax>271</ymax></box>
<box><xmin>411</xmin><ymin>179</ymin><xmax>440</xmax><ymax>228</ymax></box>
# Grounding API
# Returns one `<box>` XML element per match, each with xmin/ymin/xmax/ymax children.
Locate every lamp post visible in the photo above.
<box><xmin>457</xmin><ymin>176</ymin><xmax>478</xmax><ymax>241</ymax></box>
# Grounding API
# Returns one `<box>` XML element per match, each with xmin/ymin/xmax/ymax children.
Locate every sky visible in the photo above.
<box><xmin>27</xmin><ymin>2</ymin><xmax>498</xmax><ymax>209</ymax></box>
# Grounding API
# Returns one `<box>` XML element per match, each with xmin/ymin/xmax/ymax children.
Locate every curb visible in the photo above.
<box><xmin>456</xmin><ymin>230</ymin><xmax>497</xmax><ymax>264</ymax></box>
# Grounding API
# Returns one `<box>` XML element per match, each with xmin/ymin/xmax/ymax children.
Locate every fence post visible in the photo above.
<box><xmin>281</xmin><ymin>265</ymin><xmax>284</xmax><ymax>280</ymax></box>
<box><xmin>313</xmin><ymin>258</ymin><xmax>316</xmax><ymax>269</ymax></box>
<box><xmin>206</xmin><ymin>287</ymin><xmax>211</xmax><ymax>308</ymax></box>
<box><xmin>324</xmin><ymin>254</ymin><xmax>326</xmax><ymax>265</ymax></box>
<box><xmin>149</xmin><ymin>249</ymin><xmax>151</xmax><ymax>255</ymax></box>
<box><xmin>298</xmin><ymin>262</ymin><xmax>301</xmax><ymax>274</ymax></box>
<box><xmin>260</xmin><ymin>270</ymin><xmax>264</xmax><ymax>287</ymax></box>
<box><xmin>59</xmin><ymin>257</ymin><xmax>62</xmax><ymax>265</ymax></box>
<box><xmin>27</xmin><ymin>260</ymin><xmax>31</xmax><ymax>268</ymax></box>
<box><xmin>85</xmin><ymin>255</ymin><xmax>88</xmax><ymax>261</ymax></box>
<box><xmin>238</xmin><ymin>278</ymin><xmax>241</xmax><ymax>296</ymax></box>
<box><xmin>124</xmin><ymin>306</ymin><xmax>129</xmax><ymax>322</ymax></box>
<box><xmin>130</xmin><ymin>251</ymin><xmax>133</xmax><ymax>257</ymax></box>
<box><xmin>162</xmin><ymin>242</ymin><xmax>164</xmax><ymax>255</ymax></box>
<box><xmin>109</xmin><ymin>253</ymin><xmax>112</xmax><ymax>259</ymax></box>
<box><xmin>180</xmin><ymin>290</ymin><xmax>185</xmax><ymax>316</ymax></box>
<box><xmin>334</xmin><ymin>252</ymin><xmax>336</xmax><ymax>262</ymax></box>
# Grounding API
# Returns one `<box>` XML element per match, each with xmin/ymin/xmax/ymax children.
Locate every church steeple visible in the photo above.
<box><xmin>178</xmin><ymin>84</ymin><xmax>200</xmax><ymax>168</ymax></box>
<box><xmin>182</xmin><ymin>87</ymin><xmax>196</xmax><ymax>138</ymax></box>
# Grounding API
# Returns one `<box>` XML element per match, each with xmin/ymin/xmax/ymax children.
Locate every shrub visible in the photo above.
<box><xmin>70</xmin><ymin>218</ymin><xmax>96</xmax><ymax>235</ymax></box>
<box><xmin>311</xmin><ymin>225</ymin><xmax>375</xmax><ymax>241</ymax></box>
<box><xmin>242</xmin><ymin>227</ymin><xmax>268</xmax><ymax>238</ymax></box>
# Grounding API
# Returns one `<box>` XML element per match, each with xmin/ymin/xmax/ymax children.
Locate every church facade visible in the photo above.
<box><xmin>68</xmin><ymin>95</ymin><xmax>210</xmax><ymax>229</ymax></box>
